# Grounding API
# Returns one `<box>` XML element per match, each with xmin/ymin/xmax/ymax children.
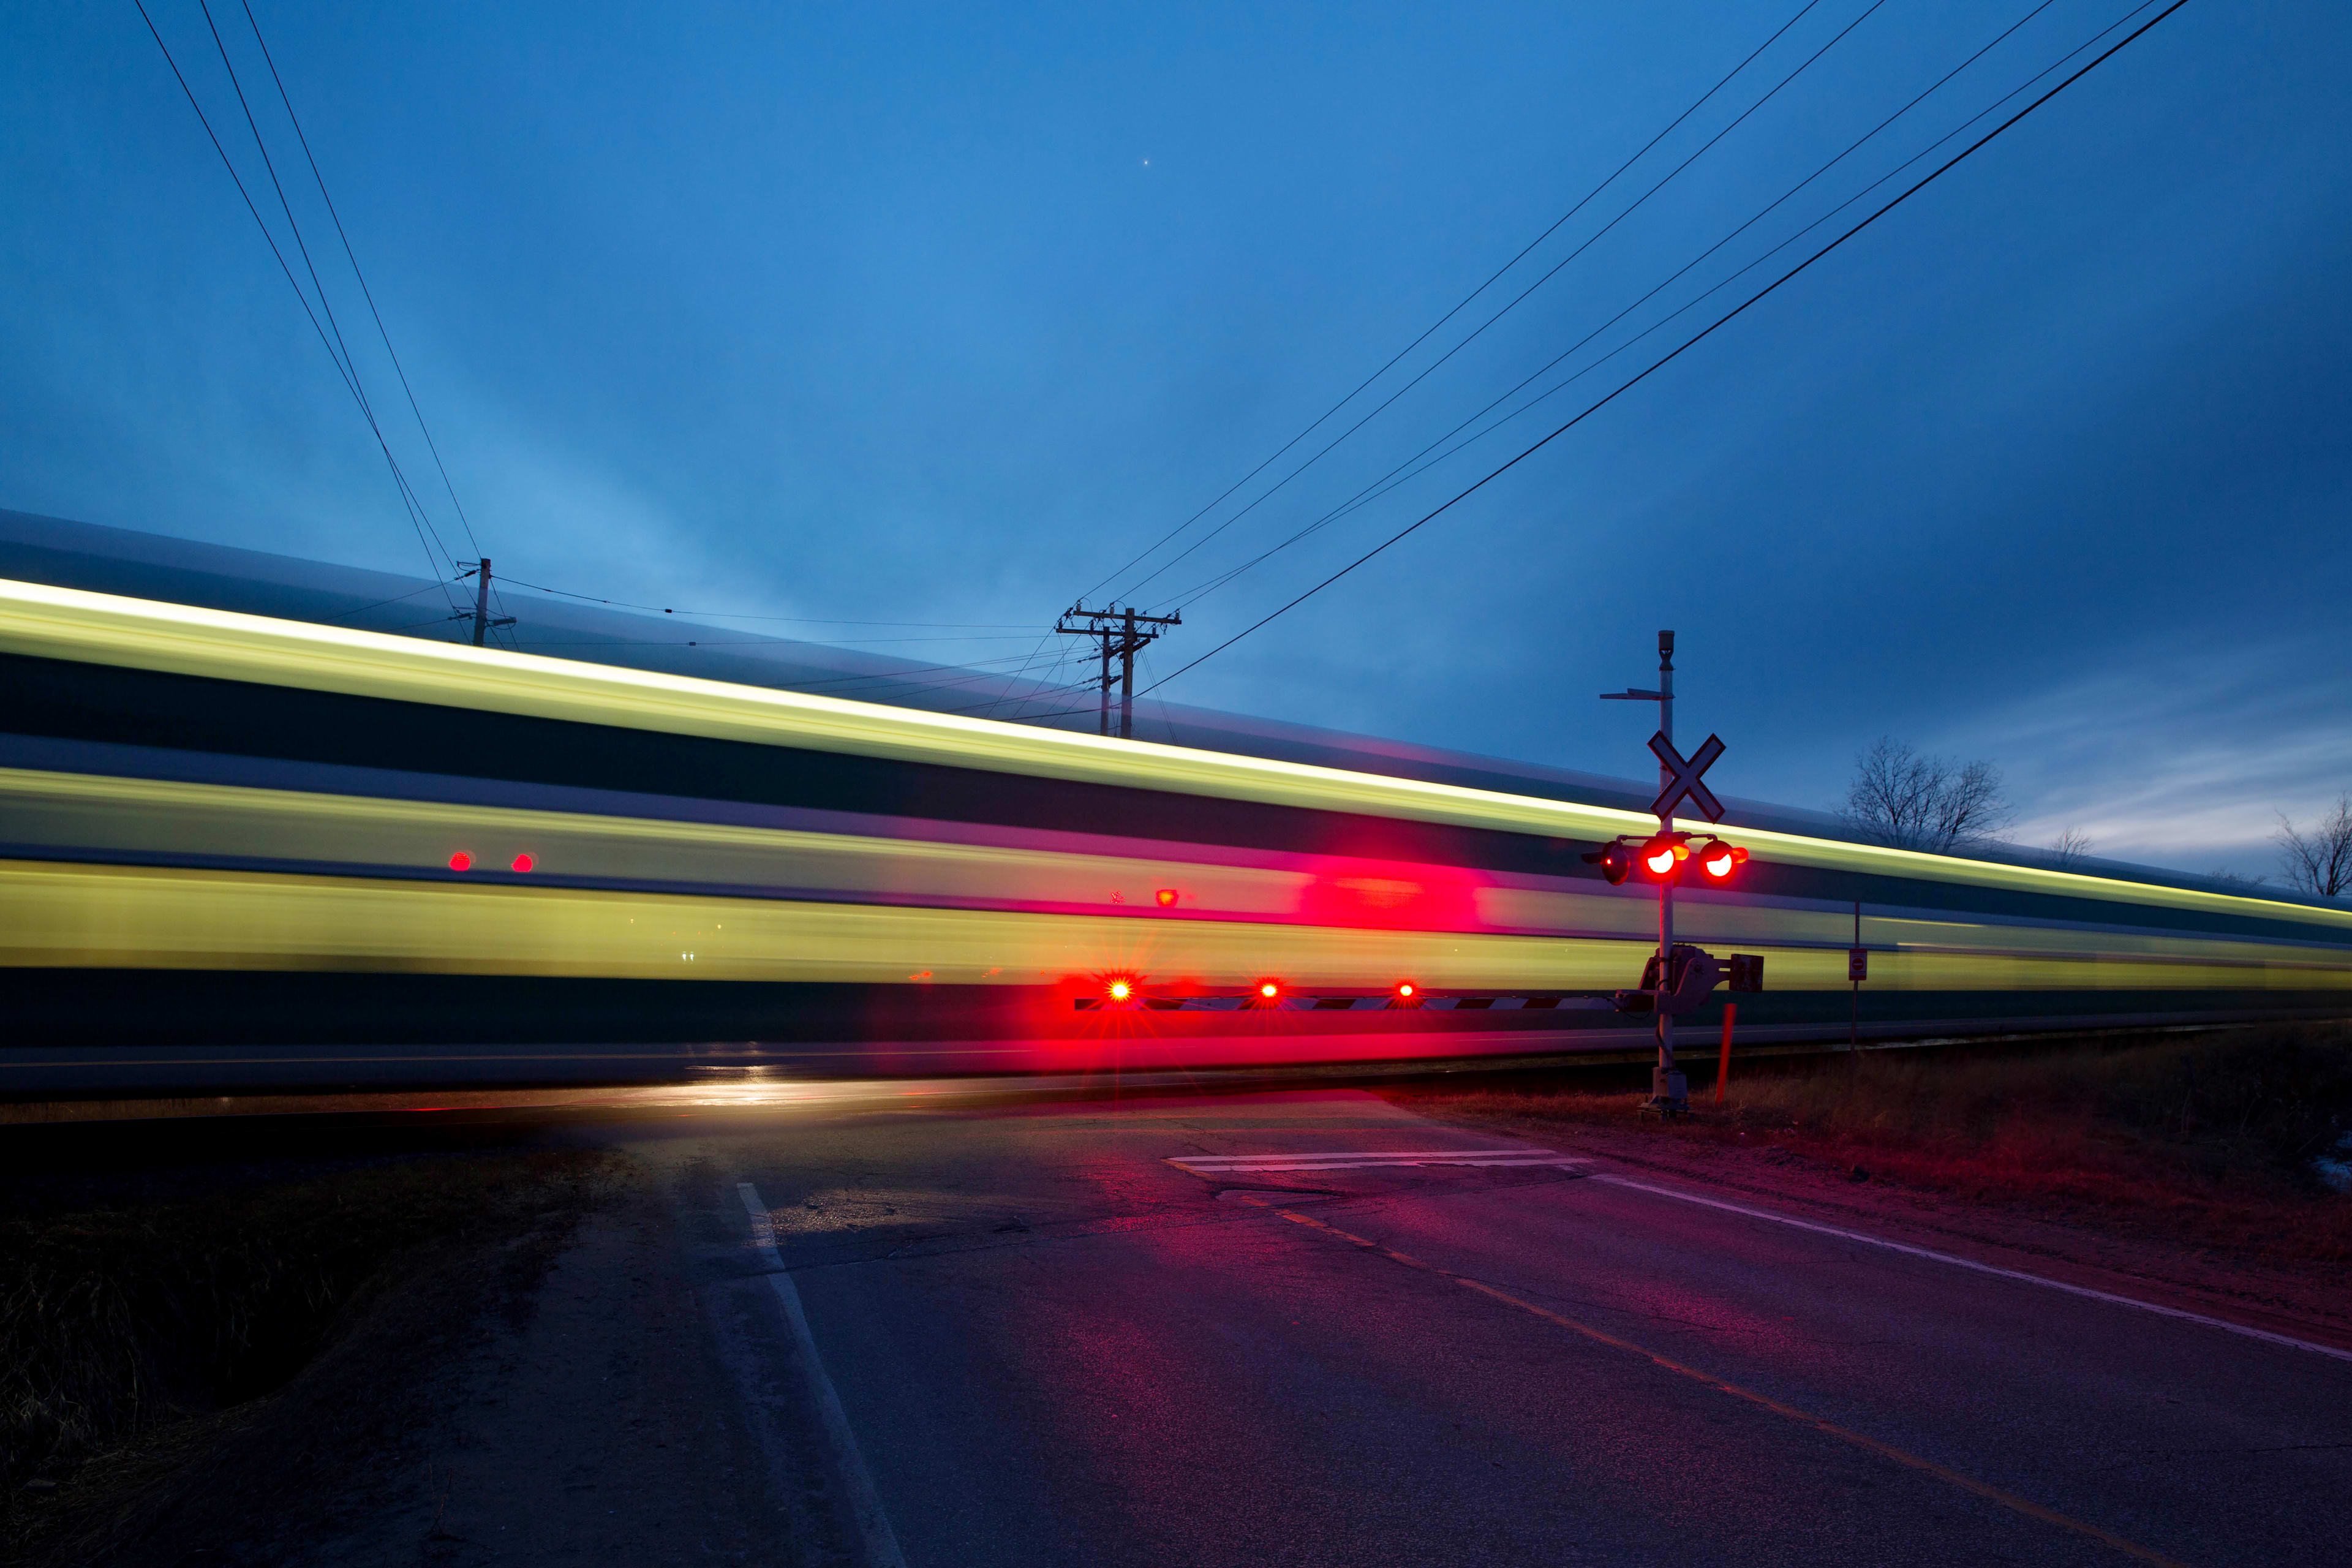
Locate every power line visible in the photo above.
<box><xmin>132</xmin><ymin>0</ymin><xmax>461</xmax><ymax>601</ymax></box>
<box><xmin>1074</xmin><ymin>0</ymin><xmax>1830</xmax><ymax>605</ymax></box>
<box><xmin>1113</xmin><ymin>0</ymin><xmax>1890</xmax><ymax>607</ymax></box>
<box><xmin>194</xmin><ymin>0</ymin><xmax>461</xmax><ymax>581</ymax></box>
<box><xmin>489</xmin><ymin>573</ymin><xmax>1033</xmax><ymax>629</ymax></box>
<box><xmin>1137</xmin><ymin>0</ymin><xmax>2192</xmax><ymax>701</ymax></box>
<box><xmin>317</xmin><ymin>579</ymin><xmax>459</xmax><ymax>622</ymax></box>
<box><xmin>507</xmin><ymin>634</ymin><xmax>1044</xmax><ymax>649</ymax></box>
<box><xmin>235</xmin><ymin>0</ymin><xmax>487</xmax><ymax>570</ymax></box>
<box><xmin>1158</xmin><ymin>0</ymin><xmax>2081</xmax><ymax>615</ymax></box>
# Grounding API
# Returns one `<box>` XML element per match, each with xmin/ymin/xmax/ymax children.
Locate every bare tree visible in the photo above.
<box><xmin>2276</xmin><ymin>795</ymin><xmax>2352</xmax><ymax>898</ymax></box>
<box><xmin>1840</xmin><ymin>737</ymin><xmax>2013</xmax><ymax>853</ymax></box>
<box><xmin>2048</xmin><ymin>827</ymin><xmax>2094</xmax><ymax>868</ymax></box>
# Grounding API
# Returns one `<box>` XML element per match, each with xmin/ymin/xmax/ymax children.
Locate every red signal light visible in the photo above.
<box><xmin>1155</xmin><ymin>889</ymin><xmax>1178</xmax><ymax>907</ymax></box>
<box><xmin>1695</xmin><ymin>839</ymin><xmax>1747</xmax><ymax>883</ymax></box>
<box><xmin>1258</xmin><ymin>981</ymin><xmax>1280</xmax><ymax>998</ymax></box>
<box><xmin>1641</xmin><ymin>838</ymin><xmax>1679</xmax><ymax>878</ymax></box>
<box><xmin>1395</xmin><ymin>982</ymin><xmax>1414</xmax><ymax>998</ymax></box>
<box><xmin>511</xmin><ymin>854</ymin><xmax>535</xmax><ymax>873</ymax></box>
<box><xmin>449</xmin><ymin>852</ymin><xmax>473</xmax><ymax>872</ymax></box>
<box><xmin>1106</xmin><ymin>978</ymin><xmax>1133</xmax><ymax>1003</ymax></box>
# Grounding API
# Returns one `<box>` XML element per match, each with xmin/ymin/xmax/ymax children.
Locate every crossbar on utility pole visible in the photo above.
<box><xmin>1055</xmin><ymin>603</ymin><xmax>1180</xmax><ymax>737</ymax></box>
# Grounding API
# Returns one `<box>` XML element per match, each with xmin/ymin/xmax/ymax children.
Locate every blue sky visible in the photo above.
<box><xmin>3</xmin><ymin>1</ymin><xmax>2346</xmax><ymax>878</ymax></box>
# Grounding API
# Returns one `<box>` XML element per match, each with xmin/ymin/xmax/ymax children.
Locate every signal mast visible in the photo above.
<box><xmin>1594</xmin><ymin>631</ymin><xmax>1761</xmax><ymax>1115</ymax></box>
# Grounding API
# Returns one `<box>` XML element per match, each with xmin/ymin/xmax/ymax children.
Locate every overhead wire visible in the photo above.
<box><xmin>193</xmin><ymin>0</ymin><xmax>464</xmax><ymax>587</ymax></box>
<box><xmin>317</xmin><ymin>579</ymin><xmax>458</xmax><ymax>622</ymax></box>
<box><xmin>235</xmin><ymin>0</ymin><xmax>492</xmax><ymax>581</ymax></box>
<box><xmin>1076</xmin><ymin>0</ymin><xmax>1831</xmax><ymax>606</ymax></box>
<box><xmin>989</xmin><ymin>1</ymin><xmax>1841</xmax><ymax>726</ymax></box>
<box><xmin>1160</xmin><ymin>0</ymin><xmax>2078</xmax><ymax>614</ymax></box>
<box><xmin>507</xmin><ymin>634</ymin><xmax>1042</xmax><ymax>649</ymax></box>
<box><xmin>491</xmin><ymin>573</ymin><xmax>1031</xmax><ymax>629</ymax></box>
<box><xmin>1113</xmin><ymin>0</ymin><xmax>1891</xmax><ymax>606</ymax></box>
<box><xmin>1135</xmin><ymin>0</ymin><xmax>2192</xmax><ymax>701</ymax></box>
<box><xmin>130</xmin><ymin>0</ymin><xmax>461</xmax><ymax>605</ymax></box>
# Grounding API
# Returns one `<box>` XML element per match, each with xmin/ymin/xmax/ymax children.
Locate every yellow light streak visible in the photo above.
<box><xmin>1</xmin><ymin>859</ymin><xmax>2342</xmax><ymax>994</ymax></box>
<box><xmin>9</xmin><ymin>769</ymin><xmax>2345</xmax><ymax>982</ymax></box>
<box><xmin>0</xmin><ymin>859</ymin><xmax>1638</xmax><ymax>987</ymax></box>
<box><xmin>3</xmin><ymin>576</ymin><xmax>2347</xmax><ymax>935</ymax></box>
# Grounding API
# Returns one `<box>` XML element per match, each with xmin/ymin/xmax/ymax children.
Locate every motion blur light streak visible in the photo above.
<box><xmin>1</xmin><ymin>578</ymin><xmax>2348</xmax><ymax>1084</ymax></box>
<box><xmin>6</xmin><ymin>574</ymin><xmax>2346</xmax><ymax>925</ymax></box>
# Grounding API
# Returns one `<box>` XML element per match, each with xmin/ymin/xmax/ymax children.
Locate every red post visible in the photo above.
<box><xmin>1714</xmin><ymin>1003</ymin><xmax>1737</xmax><ymax>1106</ymax></box>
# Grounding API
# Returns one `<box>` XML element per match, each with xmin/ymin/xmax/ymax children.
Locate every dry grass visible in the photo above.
<box><xmin>1389</xmin><ymin>1022</ymin><xmax>2352</xmax><ymax>1266</ymax></box>
<box><xmin>0</xmin><ymin>1142</ymin><xmax>622</xmax><ymax>1521</ymax></box>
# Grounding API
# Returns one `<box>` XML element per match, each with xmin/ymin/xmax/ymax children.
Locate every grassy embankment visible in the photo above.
<box><xmin>1390</xmin><ymin>1021</ymin><xmax>2352</xmax><ymax>1266</ymax></box>
<box><xmin>1</xmin><ymin>1135</ymin><xmax>620</xmax><ymax>1558</ymax></box>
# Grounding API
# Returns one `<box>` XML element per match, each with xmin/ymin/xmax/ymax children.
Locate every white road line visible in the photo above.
<box><xmin>1590</xmin><ymin>1174</ymin><xmax>2352</xmax><ymax>1365</ymax></box>
<box><xmin>1175</xmin><ymin>1149</ymin><xmax>1537</xmax><ymax>1163</ymax></box>
<box><xmin>1172</xmin><ymin>1150</ymin><xmax>1589</xmax><ymax>1174</ymax></box>
<box><xmin>737</xmin><ymin>1182</ymin><xmax>910</xmax><ymax>1568</ymax></box>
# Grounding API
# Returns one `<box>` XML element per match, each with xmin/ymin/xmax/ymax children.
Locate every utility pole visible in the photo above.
<box><xmin>1602</xmin><ymin>629</ymin><xmax>1685</xmax><ymax>1113</ymax></box>
<box><xmin>1596</xmin><ymin>632</ymin><xmax>1756</xmax><ymax>1117</ymax></box>
<box><xmin>1055</xmin><ymin>603</ymin><xmax>1180</xmax><ymax>737</ymax></box>
<box><xmin>1650</xmin><ymin>630</ymin><xmax>1679</xmax><ymax>1110</ymax></box>
<box><xmin>460</xmin><ymin>558</ymin><xmax>516</xmax><ymax>648</ymax></box>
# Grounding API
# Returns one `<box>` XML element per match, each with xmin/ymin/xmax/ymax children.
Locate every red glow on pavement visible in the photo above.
<box><xmin>448</xmin><ymin>852</ymin><xmax>473</xmax><ymax>871</ymax></box>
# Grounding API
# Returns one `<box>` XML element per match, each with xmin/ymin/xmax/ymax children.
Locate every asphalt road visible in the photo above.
<box><xmin>693</xmin><ymin>1087</ymin><xmax>2350</xmax><ymax>1568</ymax></box>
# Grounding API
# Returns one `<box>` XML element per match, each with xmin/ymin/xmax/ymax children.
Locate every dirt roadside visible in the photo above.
<box><xmin>6</xmin><ymin>1147</ymin><xmax>848</xmax><ymax>1568</ymax></box>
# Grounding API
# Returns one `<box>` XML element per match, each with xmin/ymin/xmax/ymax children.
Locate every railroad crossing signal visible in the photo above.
<box><xmin>1583</xmin><ymin>831</ymin><xmax>1749</xmax><ymax>887</ymax></box>
<box><xmin>1596</xmin><ymin>632</ymin><xmax>1762</xmax><ymax>1118</ymax></box>
<box><xmin>1649</xmin><ymin>731</ymin><xmax>1725</xmax><ymax>822</ymax></box>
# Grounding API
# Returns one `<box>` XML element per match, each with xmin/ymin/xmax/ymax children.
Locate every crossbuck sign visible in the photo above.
<box><xmin>1649</xmin><ymin>731</ymin><xmax>1726</xmax><ymax>823</ymax></box>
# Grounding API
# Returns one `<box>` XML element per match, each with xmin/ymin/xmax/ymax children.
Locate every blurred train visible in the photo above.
<box><xmin>2</xmin><ymin>511</ymin><xmax>2348</xmax><ymax>1093</ymax></box>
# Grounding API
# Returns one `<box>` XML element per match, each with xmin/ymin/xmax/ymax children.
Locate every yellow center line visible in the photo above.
<box><xmin>1261</xmin><ymin>1201</ymin><xmax>2192</xmax><ymax>1568</ymax></box>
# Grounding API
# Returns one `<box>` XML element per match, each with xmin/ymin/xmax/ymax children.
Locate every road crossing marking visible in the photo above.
<box><xmin>1258</xmin><ymin>1198</ymin><xmax>2192</xmax><ymax>1568</ymax></box>
<box><xmin>1170</xmin><ymin>1149</ymin><xmax>1590</xmax><ymax>1175</ymax></box>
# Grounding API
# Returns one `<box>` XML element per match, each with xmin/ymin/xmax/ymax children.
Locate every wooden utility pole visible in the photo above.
<box><xmin>1055</xmin><ymin>604</ymin><xmax>1180</xmax><ymax>737</ymax></box>
<box><xmin>462</xmin><ymin>558</ymin><xmax>516</xmax><ymax>647</ymax></box>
